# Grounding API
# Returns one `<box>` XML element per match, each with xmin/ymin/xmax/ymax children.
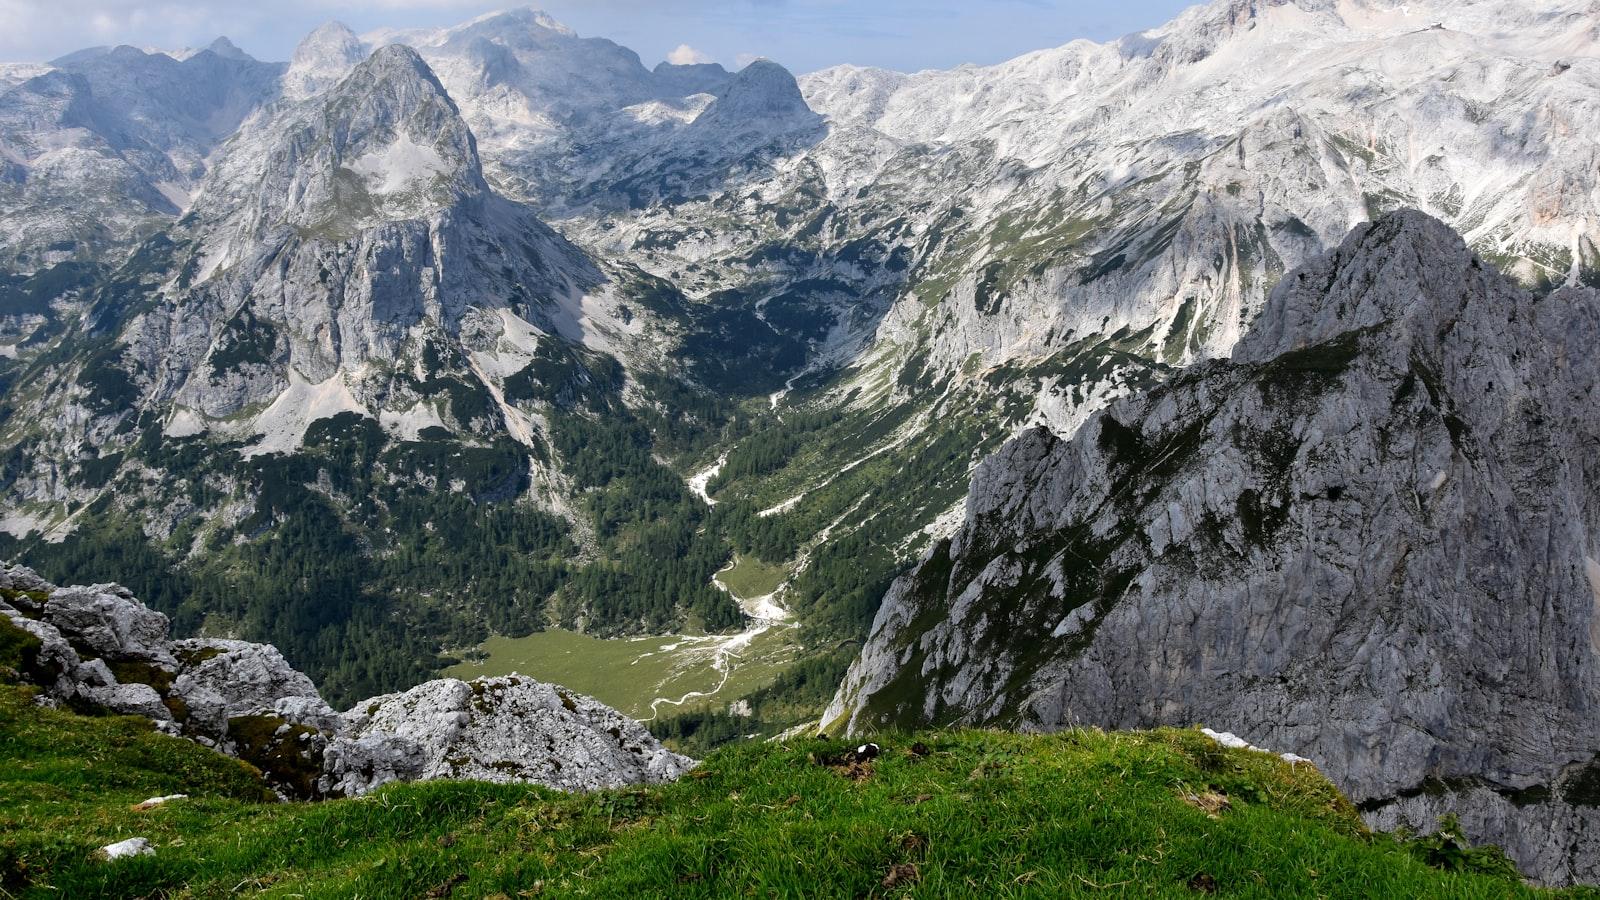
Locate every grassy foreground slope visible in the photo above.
<box><xmin>0</xmin><ymin>683</ymin><xmax>1589</xmax><ymax>899</ymax></box>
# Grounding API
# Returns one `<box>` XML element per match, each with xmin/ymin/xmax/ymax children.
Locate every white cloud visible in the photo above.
<box><xmin>735</xmin><ymin>52</ymin><xmax>763</xmax><ymax>69</ymax></box>
<box><xmin>666</xmin><ymin>43</ymin><xmax>711</xmax><ymax>65</ymax></box>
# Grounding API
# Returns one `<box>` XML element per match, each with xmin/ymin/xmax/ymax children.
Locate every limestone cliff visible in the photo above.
<box><xmin>824</xmin><ymin>210</ymin><xmax>1600</xmax><ymax>885</ymax></box>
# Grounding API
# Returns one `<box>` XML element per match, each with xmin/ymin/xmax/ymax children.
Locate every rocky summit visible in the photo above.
<box><xmin>824</xmin><ymin>210</ymin><xmax>1600</xmax><ymax>884</ymax></box>
<box><xmin>0</xmin><ymin>563</ymin><xmax>693</xmax><ymax>800</ymax></box>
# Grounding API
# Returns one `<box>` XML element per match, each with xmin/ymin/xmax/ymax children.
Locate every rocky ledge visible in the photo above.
<box><xmin>0</xmin><ymin>564</ymin><xmax>693</xmax><ymax>799</ymax></box>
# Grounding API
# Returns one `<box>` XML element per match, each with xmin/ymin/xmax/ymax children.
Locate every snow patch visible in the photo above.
<box><xmin>687</xmin><ymin>453</ymin><xmax>727</xmax><ymax>506</ymax></box>
<box><xmin>0</xmin><ymin>509</ymin><xmax>49</xmax><ymax>539</ymax></box>
<box><xmin>378</xmin><ymin>402</ymin><xmax>447</xmax><ymax>441</ymax></box>
<box><xmin>243</xmin><ymin>370</ymin><xmax>370</xmax><ymax>458</ymax></box>
<box><xmin>164</xmin><ymin>408</ymin><xmax>206</xmax><ymax>438</ymax></box>
<box><xmin>348</xmin><ymin>134</ymin><xmax>449</xmax><ymax>196</ymax></box>
<box><xmin>1201</xmin><ymin>727</ymin><xmax>1312</xmax><ymax>765</ymax></box>
<box><xmin>153</xmin><ymin>180</ymin><xmax>193</xmax><ymax>212</ymax></box>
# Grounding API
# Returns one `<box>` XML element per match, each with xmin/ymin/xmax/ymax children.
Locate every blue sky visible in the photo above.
<box><xmin>1</xmin><ymin>0</ymin><xmax>1199</xmax><ymax>73</ymax></box>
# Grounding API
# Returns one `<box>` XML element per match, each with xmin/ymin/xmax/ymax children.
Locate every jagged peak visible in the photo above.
<box><xmin>651</xmin><ymin>59</ymin><xmax>735</xmax><ymax>99</ymax></box>
<box><xmin>285</xmin><ymin>21</ymin><xmax>370</xmax><ymax>101</ymax></box>
<box><xmin>203</xmin><ymin>37</ymin><xmax>252</xmax><ymax>61</ymax></box>
<box><xmin>351</xmin><ymin>43</ymin><xmax>441</xmax><ymax>85</ymax></box>
<box><xmin>695</xmin><ymin>58</ymin><xmax>819</xmax><ymax>132</ymax></box>
<box><xmin>293</xmin><ymin>21</ymin><xmax>365</xmax><ymax>60</ymax></box>
<box><xmin>453</xmin><ymin>6</ymin><xmax>575</xmax><ymax>36</ymax></box>
<box><xmin>193</xmin><ymin>40</ymin><xmax>485</xmax><ymax>246</ymax></box>
<box><xmin>1234</xmin><ymin>209</ymin><xmax>1507</xmax><ymax>364</ymax></box>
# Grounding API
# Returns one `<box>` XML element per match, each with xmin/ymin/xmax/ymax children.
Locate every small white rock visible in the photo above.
<box><xmin>1200</xmin><ymin>727</ymin><xmax>1252</xmax><ymax>750</ymax></box>
<box><xmin>99</xmin><ymin>837</ymin><xmax>155</xmax><ymax>860</ymax></box>
<box><xmin>132</xmin><ymin>794</ymin><xmax>186</xmax><ymax>811</ymax></box>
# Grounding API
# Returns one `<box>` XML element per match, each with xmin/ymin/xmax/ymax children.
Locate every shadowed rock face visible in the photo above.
<box><xmin>1</xmin><ymin>563</ymin><xmax>693</xmax><ymax>801</ymax></box>
<box><xmin>824</xmin><ymin>210</ymin><xmax>1600</xmax><ymax>885</ymax></box>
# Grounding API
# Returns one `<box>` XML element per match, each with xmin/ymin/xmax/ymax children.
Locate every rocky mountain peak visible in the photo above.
<box><xmin>203</xmin><ymin>37</ymin><xmax>252</xmax><ymax>62</ymax></box>
<box><xmin>284</xmin><ymin>21</ymin><xmax>368</xmax><ymax>101</ymax></box>
<box><xmin>1233</xmin><ymin>209</ymin><xmax>1497</xmax><ymax>364</ymax></box>
<box><xmin>823</xmin><ymin>211</ymin><xmax>1600</xmax><ymax>884</ymax></box>
<box><xmin>485</xmin><ymin>7</ymin><xmax>578</xmax><ymax>37</ymax></box>
<box><xmin>652</xmin><ymin>60</ymin><xmax>734</xmax><ymax>97</ymax></box>
<box><xmin>694</xmin><ymin>58</ymin><xmax>820</xmax><ymax>135</ymax></box>
<box><xmin>195</xmin><ymin>42</ymin><xmax>486</xmax><ymax>244</ymax></box>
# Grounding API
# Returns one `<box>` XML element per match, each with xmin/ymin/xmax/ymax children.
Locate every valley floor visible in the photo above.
<box><xmin>444</xmin><ymin>555</ymin><xmax>801</xmax><ymax>722</ymax></box>
<box><xmin>2</xmin><ymin>683</ymin><xmax>1585</xmax><ymax>899</ymax></box>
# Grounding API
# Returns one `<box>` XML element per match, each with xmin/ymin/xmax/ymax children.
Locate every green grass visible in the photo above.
<box><xmin>443</xmin><ymin>626</ymin><xmax>800</xmax><ymax>721</ymax></box>
<box><xmin>2</xmin><ymin>682</ymin><xmax>1591</xmax><ymax>899</ymax></box>
<box><xmin>714</xmin><ymin>554</ymin><xmax>790</xmax><ymax>599</ymax></box>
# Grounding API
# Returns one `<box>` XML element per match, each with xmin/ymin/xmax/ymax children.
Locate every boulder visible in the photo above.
<box><xmin>41</xmin><ymin>585</ymin><xmax>176</xmax><ymax>668</ymax></box>
<box><xmin>171</xmin><ymin>639</ymin><xmax>334</xmax><ymax>737</ymax></box>
<box><xmin>4</xmin><ymin>565</ymin><xmax>696</xmax><ymax>803</ymax></box>
<box><xmin>323</xmin><ymin>676</ymin><xmax>695</xmax><ymax>797</ymax></box>
<box><xmin>85</xmin><ymin>682</ymin><xmax>173</xmax><ymax>721</ymax></box>
<box><xmin>97</xmin><ymin>837</ymin><xmax>154</xmax><ymax>861</ymax></box>
<box><xmin>2</xmin><ymin>608</ymin><xmax>83</xmax><ymax>695</ymax></box>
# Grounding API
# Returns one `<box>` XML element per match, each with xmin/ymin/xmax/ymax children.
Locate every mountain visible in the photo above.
<box><xmin>0</xmin><ymin>42</ymin><xmax>740</xmax><ymax>704</ymax></box>
<box><xmin>2</xmin><ymin>5</ymin><xmax>1600</xmax><ymax>884</ymax></box>
<box><xmin>283</xmin><ymin>22</ymin><xmax>370</xmax><ymax>102</ymax></box>
<box><xmin>17</xmin><ymin>42</ymin><xmax>617</xmax><ymax>468</ymax></box>
<box><xmin>526</xmin><ymin>0</ymin><xmax>1600</xmax><ymax>634</ymax></box>
<box><xmin>0</xmin><ymin>41</ymin><xmax>284</xmax><ymax>270</ymax></box>
<box><xmin>821</xmin><ymin>210</ymin><xmax>1600</xmax><ymax>885</ymax></box>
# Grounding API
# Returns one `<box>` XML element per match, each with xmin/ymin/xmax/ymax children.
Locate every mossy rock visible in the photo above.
<box><xmin>0</xmin><ymin>587</ymin><xmax>50</xmax><ymax>617</ymax></box>
<box><xmin>0</xmin><ymin>617</ymin><xmax>43</xmax><ymax>683</ymax></box>
<box><xmin>227</xmin><ymin>714</ymin><xmax>327</xmax><ymax>800</ymax></box>
<box><xmin>108</xmin><ymin>659</ymin><xmax>176</xmax><ymax>694</ymax></box>
<box><xmin>174</xmin><ymin>644</ymin><xmax>227</xmax><ymax>668</ymax></box>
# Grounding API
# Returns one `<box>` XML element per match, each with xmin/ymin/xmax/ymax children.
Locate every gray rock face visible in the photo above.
<box><xmin>40</xmin><ymin>585</ymin><xmax>177</xmax><ymax>668</ymax></box>
<box><xmin>323</xmin><ymin>676</ymin><xmax>695</xmax><ymax>797</ymax></box>
<box><xmin>10</xmin><ymin>41</ymin><xmax>618</xmax><ymax>470</ymax></box>
<box><xmin>2</xmin><ymin>564</ymin><xmax>696</xmax><ymax>801</ymax></box>
<box><xmin>170</xmin><ymin>639</ymin><xmax>335</xmax><ymax>736</ymax></box>
<box><xmin>0</xmin><ymin>43</ymin><xmax>284</xmax><ymax>268</ymax></box>
<box><xmin>824</xmin><ymin>210</ymin><xmax>1600</xmax><ymax>885</ymax></box>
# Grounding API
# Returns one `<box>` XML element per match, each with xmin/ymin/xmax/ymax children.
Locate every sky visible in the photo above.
<box><xmin>0</xmin><ymin>0</ymin><xmax>1199</xmax><ymax>74</ymax></box>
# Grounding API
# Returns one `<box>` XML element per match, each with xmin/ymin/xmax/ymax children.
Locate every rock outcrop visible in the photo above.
<box><xmin>323</xmin><ymin>676</ymin><xmax>693</xmax><ymax>796</ymax></box>
<box><xmin>0</xmin><ymin>564</ymin><xmax>693</xmax><ymax>800</ymax></box>
<box><xmin>823</xmin><ymin>210</ymin><xmax>1600</xmax><ymax>885</ymax></box>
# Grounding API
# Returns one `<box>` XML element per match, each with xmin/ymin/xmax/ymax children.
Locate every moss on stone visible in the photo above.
<box><xmin>227</xmin><ymin>714</ymin><xmax>325</xmax><ymax>800</ymax></box>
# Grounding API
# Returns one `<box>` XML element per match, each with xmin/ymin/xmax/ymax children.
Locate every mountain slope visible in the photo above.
<box><xmin>823</xmin><ymin>210</ymin><xmax>1600</xmax><ymax>884</ymax></box>
<box><xmin>0</xmin><ymin>43</ymin><xmax>742</xmax><ymax>704</ymax></box>
<box><xmin>0</xmin><ymin>42</ymin><xmax>284</xmax><ymax>270</ymax></box>
<box><xmin>3</xmin><ymin>7</ymin><xmax>1600</xmax><ymax>862</ymax></box>
<box><xmin>521</xmin><ymin>0</ymin><xmax>1600</xmax><ymax>656</ymax></box>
